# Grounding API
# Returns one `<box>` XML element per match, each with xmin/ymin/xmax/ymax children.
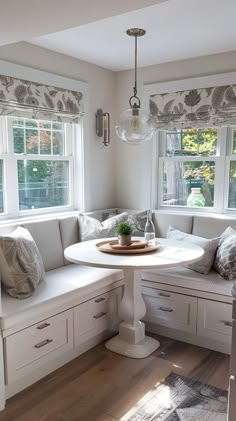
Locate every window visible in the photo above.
<box><xmin>0</xmin><ymin>116</ymin><xmax>75</xmax><ymax>217</ymax></box>
<box><xmin>158</xmin><ymin>127</ymin><xmax>236</xmax><ymax>213</ymax></box>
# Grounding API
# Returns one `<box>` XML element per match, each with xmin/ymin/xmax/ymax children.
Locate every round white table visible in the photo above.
<box><xmin>64</xmin><ymin>238</ymin><xmax>204</xmax><ymax>359</ymax></box>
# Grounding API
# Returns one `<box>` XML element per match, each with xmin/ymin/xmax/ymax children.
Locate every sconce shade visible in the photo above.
<box><xmin>115</xmin><ymin>107</ymin><xmax>154</xmax><ymax>145</ymax></box>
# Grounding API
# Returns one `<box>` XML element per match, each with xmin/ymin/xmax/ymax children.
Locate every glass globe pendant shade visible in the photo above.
<box><xmin>115</xmin><ymin>107</ymin><xmax>154</xmax><ymax>145</ymax></box>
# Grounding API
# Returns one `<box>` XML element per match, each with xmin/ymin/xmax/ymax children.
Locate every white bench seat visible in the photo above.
<box><xmin>142</xmin><ymin>267</ymin><xmax>234</xmax><ymax>299</ymax></box>
<box><xmin>1</xmin><ymin>265</ymin><xmax>123</xmax><ymax>332</ymax></box>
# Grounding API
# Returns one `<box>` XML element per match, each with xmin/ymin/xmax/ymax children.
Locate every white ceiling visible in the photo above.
<box><xmin>28</xmin><ymin>0</ymin><xmax>236</xmax><ymax>71</ymax></box>
<box><xmin>0</xmin><ymin>0</ymin><xmax>165</xmax><ymax>46</ymax></box>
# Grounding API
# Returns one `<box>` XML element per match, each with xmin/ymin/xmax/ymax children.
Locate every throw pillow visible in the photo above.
<box><xmin>0</xmin><ymin>226</ymin><xmax>45</xmax><ymax>299</ymax></box>
<box><xmin>78</xmin><ymin>212</ymin><xmax>129</xmax><ymax>241</ymax></box>
<box><xmin>213</xmin><ymin>226</ymin><xmax>236</xmax><ymax>280</ymax></box>
<box><xmin>127</xmin><ymin>211</ymin><xmax>148</xmax><ymax>236</ymax></box>
<box><xmin>167</xmin><ymin>226</ymin><xmax>218</xmax><ymax>275</ymax></box>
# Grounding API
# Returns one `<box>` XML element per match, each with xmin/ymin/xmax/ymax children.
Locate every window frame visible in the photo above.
<box><xmin>0</xmin><ymin>116</ymin><xmax>76</xmax><ymax>218</ymax></box>
<box><xmin>144</xmin><ymin>72</ymin><xmax>236</xmax><ymax>215</ymax></box>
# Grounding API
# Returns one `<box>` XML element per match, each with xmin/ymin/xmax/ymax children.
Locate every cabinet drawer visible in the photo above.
<box><xmin>74</xmin><ymin>288</ymin><xmax>122</xmax><ymax>346</ymax></box>
<box><xmin>142</xmin><ymin>287</ymin><xmax>197</xmax><ymax>334</ymax></box>
<box><xmin>4</xmin><ymin>309</ymin><xmax>73</xmax><ymax>384</ymax></box>
<box><xmin>197</xmin><ymin>299</ymin><xmax>232</xmax><ymax>344</ymax></box>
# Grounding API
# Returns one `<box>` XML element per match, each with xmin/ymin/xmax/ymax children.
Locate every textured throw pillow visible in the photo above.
<box><xmin>213</xmin><ymin>226</ymin><xmax>236</xmax><ymax>280</ymax></box>
<box><xmin>127</xmin><ymin>211</ymin><xmax>148</xmax><ymax>236</ymax></box>
<box><xmin>0</xmin><ymin>226</ymin><xmax>45</xmax><ymax>299</ymax></box>
<box><xmin>167</xmin><ymin>226</ymin><xmax>218</xmax><ymax>274</ymax></box>
<box><xmin>78</xmin><ymin>212</ymin><xmax>130</xmax><ymax>241</ymax></box>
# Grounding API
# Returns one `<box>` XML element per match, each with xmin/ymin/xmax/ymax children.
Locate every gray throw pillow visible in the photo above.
<box><xmin>0</xmin><ymin>226</ymin><xmax>45</xmax><ymax>299</ymax></box>
<box><xmin>78</xmin><ymin>212</ymin><xmax>129</xmax><ymax>241</ymax></box>
<box><xmin>167</xmin><ymin>226</ymin><xmax>218</xmax><ymax>275</ymax></box>
<box><xmin>127</xmin><ymin>211</ymin><xmax>148</xmax><ymax>236</ymax></box>
<box><xmin>213</xmin><ymin>226</ymin><xmax>236</xmax><ymax>280</ymax></box>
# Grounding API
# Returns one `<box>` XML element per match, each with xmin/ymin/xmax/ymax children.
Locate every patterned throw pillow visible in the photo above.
<box><xmin>167</xmin><ymin>226</ymin><xmax>218</xmax><ymax>275</ymax></box>
<box><xmin>78</xmin><ymin>212</ymin><xmax>129</xmax><ymax>241</ymax></box>
<box><xmin>213</xmin><ymin>226</ymin><xmax>236</xmax><ymax>280</ymax></box>
<box><xmin>127</xmin><ymin>211</ymin><xmax>148</xmax><ymax>236</ymax></box>
<box><xmin>0</xmin><ymin>227</ymin><xmax>45</xmax><ymax>299</ymax></box>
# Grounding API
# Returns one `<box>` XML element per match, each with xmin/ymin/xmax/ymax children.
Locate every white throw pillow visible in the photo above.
<box><xmin>0</xmin><ymin>226</ymin><xmax>45</xmax><ymax>299</ymax></box>
<box><xmin>78</xmin><ymin>212</ymin><xmax>130</xmax><ymax>241</ymax></box>
<box><xmin>167</xmin><ymin>226</ymin><xmax>218</xmax><ymax>274</ymax></box>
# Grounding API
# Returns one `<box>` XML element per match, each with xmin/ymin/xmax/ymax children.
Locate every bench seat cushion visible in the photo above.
<box><xmin>142</xmin><ymin>267</ymin><xmax>234</xmax><ymax>298</ymax></box>
<box><xmin>1</xmin><ymin>265</ymin><xmax>123</xmax><ymax>331</ymax></box>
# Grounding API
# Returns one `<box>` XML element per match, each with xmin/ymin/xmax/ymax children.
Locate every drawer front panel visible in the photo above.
<box><xmin>197</xmin><ymin>299</ymin><xmax>232</xmax><ymax>344</ymax></box>
<box><xmin>74</xmin><ymin>288</ymin><xmax>122</xmax><ymax>346</ymax></box>
<box><xmin>142</xmin><ymin>287</ymin><xmax>197</xmax><ymax>333</ymax></box>
<box><xmin>5</xmin><ymin>309</ymin><xmax>73</xmax><ymax>384</ymax></box>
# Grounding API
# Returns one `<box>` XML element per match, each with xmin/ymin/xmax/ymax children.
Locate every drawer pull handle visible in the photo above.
<box><xmin>95</xmin><ymin>297</ymin><xmax>106</xmax><ymax>303</ymax></box>
<box><xmin>222</xmin><ymin>321</ymin><xmax>232</xmax><ymax>327</ymax></box>
<box><xmin>34</xmin><ymin>339</ymin><xmax>53</xmax><ymax>349</ymax></box>
<box><xmin>159</xmin><ymin>307</ymin><xmax>173</xmax><ymax>313</ymax></box>
<box><xmin>158</xmin><ymin>292</ymin><xmax>171</xmax><ymax>298</ymax></box>
<box><xmin>93</xmin><ymin>312</ymin><xmax>107</xmax><ymax>319</ymax></box>
<box><xmin>37</xmin><ymin>322</ymin><xmax>51</xmax><ymax>330</ymax></box>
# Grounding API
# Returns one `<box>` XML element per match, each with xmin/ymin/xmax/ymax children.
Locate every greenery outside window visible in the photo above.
<box><xmin>0</xmin><ymin>116</ymin><xmax>75</xmax><ymax>217</ymax></box>
<box><xmin>158</xmin><ymin>127</ymin><xmax>236</xmax><ymax>212</ymax></box>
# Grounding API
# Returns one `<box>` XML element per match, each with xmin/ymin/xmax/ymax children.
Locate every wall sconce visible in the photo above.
<box><xmin>96</xmin><ymin>109</ymin><xmax>110</xmax><ymax>146</ymax></box>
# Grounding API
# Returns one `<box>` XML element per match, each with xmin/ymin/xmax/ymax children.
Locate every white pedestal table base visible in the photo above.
<box><xmin>105</xmin><ymin>269</ymin><xmax>160</xmax><ymax>358</ymax></box>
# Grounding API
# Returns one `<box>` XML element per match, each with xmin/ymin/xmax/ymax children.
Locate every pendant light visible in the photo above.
<box><xmin>115</xmin><ymin>28</ymin><xmax>154</xmax><ymax>145</ymax></box>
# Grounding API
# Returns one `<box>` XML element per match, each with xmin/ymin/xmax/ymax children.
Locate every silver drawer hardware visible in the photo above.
<box><xmin>95</xmin><ymin>297</ymin><xmax>106</xmax><ymax>303</ymax></box>
<box><xmin>37</xmin><ymin>322</ymin><xmax>51</xmax><ymax>330</ymax></box>
<box><xmin>158</xmin><ymin>292</ymin><xmax>171</xmax><ymax>298</ymax></box>
<box><xmin>222</xmin><ymin>321</ymin><xmax>232</xmax><ymax>327</ymax></box>
<box><xmin>93</xmin><ymin>312</ymin><xmax>107</xmax><ymax>319</ymax></box>
<box><xmin>159</xmin><ymin>307</ymin><xmax>173</xmax><ymax>313</ymax></box>
<box><xmin>34</xmin><ymin>339</ymin><xmax>53</xmax><ymax>349</ymax></box>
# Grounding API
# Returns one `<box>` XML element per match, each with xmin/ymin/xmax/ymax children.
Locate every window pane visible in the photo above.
<box><xmin>40</xmin><ymin>131</ymin><xmax>51</xmax><ymax>155</ymax></box>
<box><xmin>228</xmin><ymin>161</ymin><xmax>236</xmax><ymax>208</ymax></box>
<box><xmin>0</xmin><ymin>160</ymin><xmax>4</xmax><ymax>213</ymax></box>
<box><xmin>18</xmin><ymin>160</ymin><xmax>69</xmax><ymax>210</ymax></box>
<box><xmin>53</xmin><ymin>131</ymin><xmax>64</xmax><ymax>155</ymax></box>
<box><xmin>13</xmin><ymin>127</ymin><xmax>24</xmax><ymax>154</ymax></box>
<box><xmin>166</xmin><ymin>128</ymin><xmax>217</xmax><ymax>157</ymax></box>
<box><xmin>162</xmin><ymin>161</ymin><xmax>215</xmax><ymax>207</ymax></box>
<box><xmin>232</xmin><ymin>129</ymin><xmax>236</xmax><ymax>154</ymax></box>
<box><xmin>26</xmin><ymin>129</ymin><xmax>39</xmax><ymax>154</ymax></box>
<box><xmin>12</xmin><ymin>118</ymin><xmax>67</xmax><ymax>156</ymax></box>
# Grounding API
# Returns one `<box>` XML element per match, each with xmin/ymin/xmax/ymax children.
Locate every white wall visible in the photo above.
<box><xmin>0</xmin><ymin>41</ymin><xmax>116</xmax><ymax>211</ymax></box>
<box><xmin>115</xmin><ymin>51</ymin><xmax>236</xmax><ymax>209</ymax></box>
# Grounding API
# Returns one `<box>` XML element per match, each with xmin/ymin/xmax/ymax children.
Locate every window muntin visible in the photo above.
<box><xmin>0</xmin><ymin>116</ymin><xmax>74</xmax><ymax>217</ymax></box>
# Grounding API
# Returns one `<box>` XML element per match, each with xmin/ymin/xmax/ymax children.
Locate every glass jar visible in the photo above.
<box><xmin>187</xmin><ymin>187</ymin><xmax>205</xmax><ymax>207</ymax></box>
<box><xmin>144</xmin><ymin>210</ymin><xmax>156</xmax><ymax>246</ymax></box>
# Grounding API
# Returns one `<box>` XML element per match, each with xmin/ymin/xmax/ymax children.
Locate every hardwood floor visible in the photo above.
<box><xmin>0</xmin><ymin>335</ymin><xmax>230</xmax><ymax>421</ymax></box>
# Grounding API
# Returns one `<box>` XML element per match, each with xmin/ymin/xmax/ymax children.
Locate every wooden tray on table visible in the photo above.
<box><xmin>96</xmin><ymin>239</ymin><xmax>160</xmax><ymax>255</ymax></box>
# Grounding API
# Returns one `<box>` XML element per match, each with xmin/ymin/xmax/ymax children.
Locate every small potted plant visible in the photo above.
<box><xmin>115</xmin><ymin>222</ymin><xmax>133</xmax><ymax>246</ymax></box>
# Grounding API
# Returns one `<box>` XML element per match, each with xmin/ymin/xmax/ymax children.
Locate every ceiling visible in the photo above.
<box><xmin>2</xmin><ymin>0</ymin><xmax>236</xmax><ymax>71</ymax></box>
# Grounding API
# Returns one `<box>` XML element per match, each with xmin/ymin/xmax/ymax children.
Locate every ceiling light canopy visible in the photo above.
<box><xmin>115</xmin><ymin>28</ymin><xmax>154</xmax><ymax>145</ymax></box>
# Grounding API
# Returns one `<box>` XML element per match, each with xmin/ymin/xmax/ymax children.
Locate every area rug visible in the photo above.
<box><xmin>121</xmin><ymin>372</ymin><xmax>228</xmax><ymax>421</ymax></box>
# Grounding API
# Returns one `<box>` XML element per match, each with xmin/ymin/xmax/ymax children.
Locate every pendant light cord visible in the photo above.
<box><xmin>134</xmin><ymin>34</ymin><xmax>137</xmax><ymax>98</ymax></box>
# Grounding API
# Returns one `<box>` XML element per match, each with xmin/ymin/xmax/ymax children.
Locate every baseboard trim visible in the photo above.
<box><xmin>146</xmin><ymin>322</ymin><xmax>231</xmax><ymax>355</ymax></box>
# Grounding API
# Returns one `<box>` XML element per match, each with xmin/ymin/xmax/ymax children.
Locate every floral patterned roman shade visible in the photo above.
<box><xmin>0</xmin><ymin>75</ymin><xmax>84</xmax><ymax>123</ymax></box>
<box><xmin>150</xmin><ymin>84</ymin><xmax>236</xmax><ymax>130</ymax></box>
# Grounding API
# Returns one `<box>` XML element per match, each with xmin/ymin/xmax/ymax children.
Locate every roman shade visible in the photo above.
<box><xmin>0</xmin><ymin>74</ymin><xmax>84</xmax><ymax>123</ymax></box>
<box><xmin>150</xmin><ymin>84</ymin><xmax>236</xmax><ymax>130</ymax></box>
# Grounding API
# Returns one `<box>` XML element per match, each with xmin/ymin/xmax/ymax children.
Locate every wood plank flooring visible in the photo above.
<box><xmin>0</xmin><ymin>335</ymin><xmax>230</xmax><ymax>421</ymax></box>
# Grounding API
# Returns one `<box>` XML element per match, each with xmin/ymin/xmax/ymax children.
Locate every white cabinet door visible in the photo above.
<box><xmin>4</xmin><ymin>309</ymin><xmax>73</xmax><ymax>384</ymax></box>
<box><xmin>74</xmin><ymin>287</ymin><xmax>122</xmax><ymax>346</ymax></box>
<box><xmin>142</xmin><ymin>287</ymin><xmax>197</xmax><ymax>334</ymax></box>
<box><xmin>228</xmin><ymin>376</ymin><xmax>236</xmax><ymax>421</ymax></box>
<box><xmin>197</xmin><ymin>299</ymin><xmax>232</xmax><ymax>344</ymax></box>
